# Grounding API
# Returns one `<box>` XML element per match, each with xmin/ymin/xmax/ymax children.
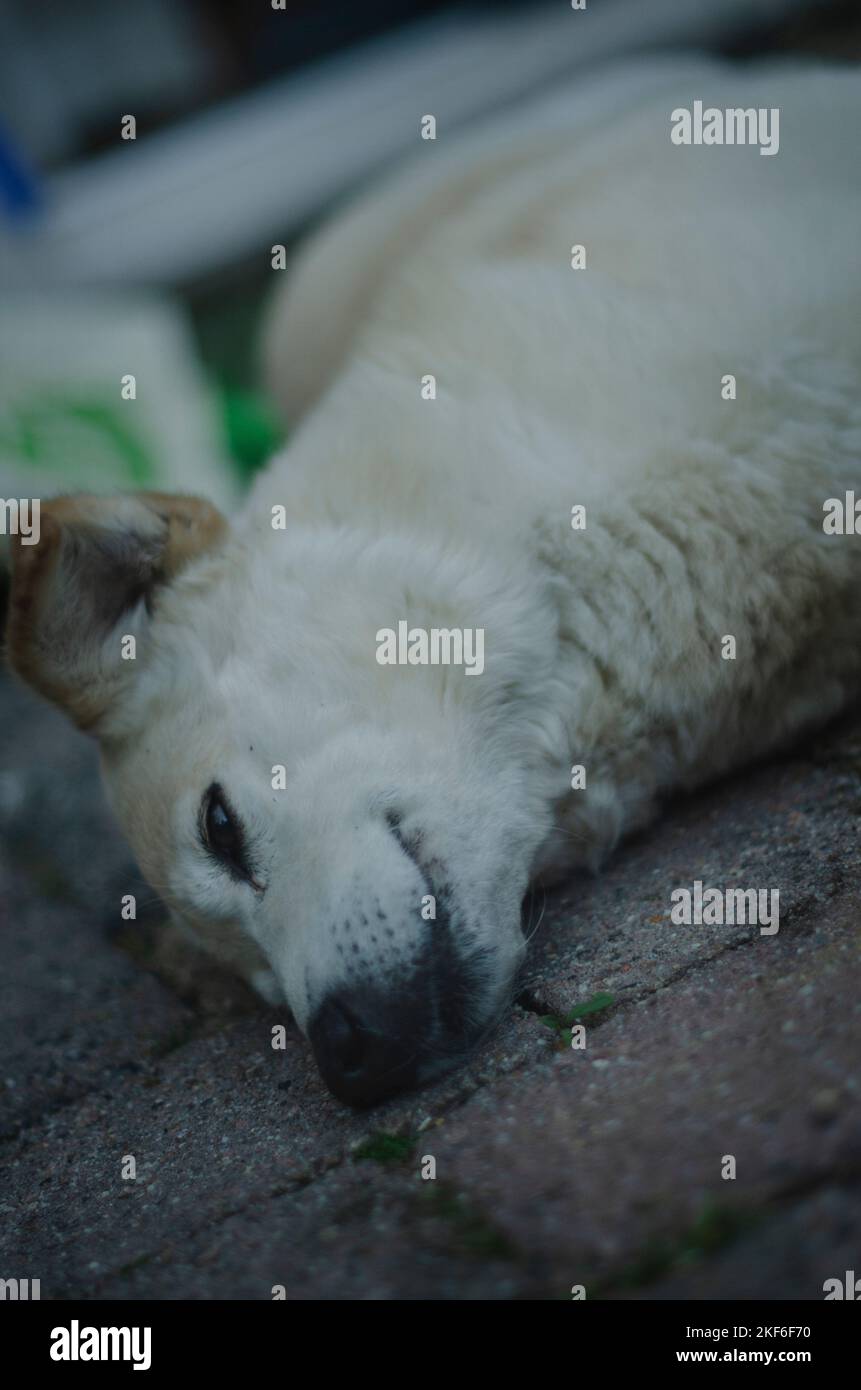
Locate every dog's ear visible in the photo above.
<box><xmin>5</xmin><ymin>492</ymin><xmax>227</xmax><ymax>734</ymax></box>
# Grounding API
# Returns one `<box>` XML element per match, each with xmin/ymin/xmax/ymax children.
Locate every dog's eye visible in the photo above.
<box><xmin>202</xmin><ymin>785</ymin><xmax>251</xmax><ymax>880</ymax></box>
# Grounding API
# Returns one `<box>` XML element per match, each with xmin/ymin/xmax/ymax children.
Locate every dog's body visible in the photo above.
<box><xmin>8</xmin><ymin>59</ymin><xmax>861</xmax><ymax>1104</ymax></box>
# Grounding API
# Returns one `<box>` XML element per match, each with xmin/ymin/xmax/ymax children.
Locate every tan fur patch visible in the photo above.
<box><xmin>5</xmin><ymin>492</ymin><xmax>227</xmax><ymax>732</ymax></box>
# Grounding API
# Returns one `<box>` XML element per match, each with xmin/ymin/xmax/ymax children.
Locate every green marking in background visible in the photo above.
<box><xmin>187</xmin><ymin>271</ymin><xmax>286</xmax><ymax>479</ymax></box>
<box><xmin>0</xmin><ymin>392</ymin><xmax>157</xmax><ymax>486</ymax></box>
<box><xmin>219</xmin><ymin>385</ymin><xmax>284</xmax><ymax>479</ymax></box>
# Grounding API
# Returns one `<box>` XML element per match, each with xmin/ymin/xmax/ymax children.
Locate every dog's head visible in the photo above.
<box><xmin>6</xmin><ymin>493</ymin><xmax>544</xmax><ymax>1105</ymax></box>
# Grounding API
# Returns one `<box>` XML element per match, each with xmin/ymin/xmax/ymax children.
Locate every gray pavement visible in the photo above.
<box><xmin>1</xmin><ymin>665</ymin><xmax>858</xmax><ymax>1300</ymax></box>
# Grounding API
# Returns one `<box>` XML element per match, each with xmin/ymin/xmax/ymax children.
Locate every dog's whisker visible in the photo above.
<box><xmin>523</xmin><ymin>887</ymin><xmax>548</xmax><ymax>945</ymax></box>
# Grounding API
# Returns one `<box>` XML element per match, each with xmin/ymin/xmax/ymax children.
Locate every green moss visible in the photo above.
<box><xmin>352</xmin><ymin>1132</ymin><xmax>417</xmax><ymax>1165</ymax></box>
<box><xmin>593</xmin><ymin>1202</ymin><xmax>763</xmax><ymax>1297</ymax></box>
<box><xmin>421</xmin><ymin>1182</ymin><xmax>519</xmax><ymax>1260</ymax></box>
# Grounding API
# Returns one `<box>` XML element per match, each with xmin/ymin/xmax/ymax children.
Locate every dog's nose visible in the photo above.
<box><xmin>308</xmin><ymin>990</ymin><xmax>419</xmax><ymax>1107</ymax></box>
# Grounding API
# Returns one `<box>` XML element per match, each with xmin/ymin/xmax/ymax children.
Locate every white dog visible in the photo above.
<box><xmin>7</xmin><ymin>59</ymin><xmax>861</xmax><ymax>1105</ymax></box>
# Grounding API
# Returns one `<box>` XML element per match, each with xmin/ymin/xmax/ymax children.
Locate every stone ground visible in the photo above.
<box><xmin>2</xmin><ymin>0</ymin><xmax>861</xmax><ymax>1306</ymax></box>
<box><xmin>1</xmin><ymin>655</ymin><xmax>859</xmax><ymax>1300</ymax></box>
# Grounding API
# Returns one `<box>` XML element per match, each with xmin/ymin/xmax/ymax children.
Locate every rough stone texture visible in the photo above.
<box><xmin>1</xmin><ymin>662</ymin><xmax>859</xmax><ymax>1300</ymax></box>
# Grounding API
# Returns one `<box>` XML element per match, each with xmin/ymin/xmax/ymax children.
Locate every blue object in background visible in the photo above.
<box><xmin>0</xmin><ymin>119</ymin><xmax>43</xmax><ymax>224</ymax></box>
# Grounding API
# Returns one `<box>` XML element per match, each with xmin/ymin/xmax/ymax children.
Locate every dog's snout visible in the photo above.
<box><xmin>309</xmin><ymin>990</ymin><xmax>419</xmax><ymax>1107</ymax></box>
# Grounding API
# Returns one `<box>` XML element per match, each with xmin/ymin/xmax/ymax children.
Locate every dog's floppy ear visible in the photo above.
<box><xmin>6</xmin><ymin>492</ymin><xmax>226</xmax><ymax>734</ymax></box>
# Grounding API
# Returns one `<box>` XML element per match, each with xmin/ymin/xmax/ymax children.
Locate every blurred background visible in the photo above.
<box><xmin>1</xmin><ymin>0</ymin><xmax>858</xmax><ymax>515</ymax></box>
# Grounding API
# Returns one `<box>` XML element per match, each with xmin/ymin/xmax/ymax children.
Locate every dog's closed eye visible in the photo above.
<box><xmin>201</xmin><ymin>783</ymin><xmax>258</xmax><ymax>886</ymax></box>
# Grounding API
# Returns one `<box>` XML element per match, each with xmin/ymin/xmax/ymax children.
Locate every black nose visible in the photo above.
<box><xmin>308</xmin><ymin>990</ymin><xmax>420</xmax><ymax>1107</ymax></box>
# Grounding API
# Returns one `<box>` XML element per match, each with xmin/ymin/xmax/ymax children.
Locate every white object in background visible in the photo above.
<box><xmin>0</xmin><ymin>0</ymin><xmax>809</xmax><ymax>289</ymax></box>
<box><xmin>0</xmin><ymin>294</ymin><xmax>237</xmax><ymax>511</ymax></box>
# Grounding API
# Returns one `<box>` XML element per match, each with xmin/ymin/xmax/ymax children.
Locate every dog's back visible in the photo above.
<box><xmin>260</xmin><ymin>59</ymin><xmax>861</xmax><ymax>523</ymax></box>
<box><xmin>254</xmin><ymin>57</ymin><xmax>861</xmax><ymax>866</ymax></box>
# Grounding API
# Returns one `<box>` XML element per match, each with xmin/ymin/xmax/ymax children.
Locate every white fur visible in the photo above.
<box><xmin>97</xmin><ymin>58</ymin><xmax>860</xmax><ymax>1078</ymax></box>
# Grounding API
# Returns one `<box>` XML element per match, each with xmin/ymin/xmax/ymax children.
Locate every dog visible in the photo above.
<box><xmin>6</xmin><ymin>58</ymin><xmax>861</xmax><ymax>1106</ymax></box>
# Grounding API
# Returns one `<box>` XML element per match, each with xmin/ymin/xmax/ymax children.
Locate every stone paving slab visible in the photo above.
<box><xmin>422</xmin><ymin>890</ymin><xmax>861</xmax><ymax>1299</ymax></box>
<box><xmin>630</xmin><ymin>1183</ymin><xmax>861</xmax><ymax>1301</ymax></box>
<box><xmin>0</xmin><ymin>870</ymin><xmax>194</xmax><ymax>1141</ymax></box>
<box><xmin>4</xmin><ymin>880</ymin><xmax>854</xmax><ymax>1300</ymax></box>
<box><xmin>1</xmin><ymin>662</ymin><xmax>859</xmax><ymax>1299</ymax></box>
